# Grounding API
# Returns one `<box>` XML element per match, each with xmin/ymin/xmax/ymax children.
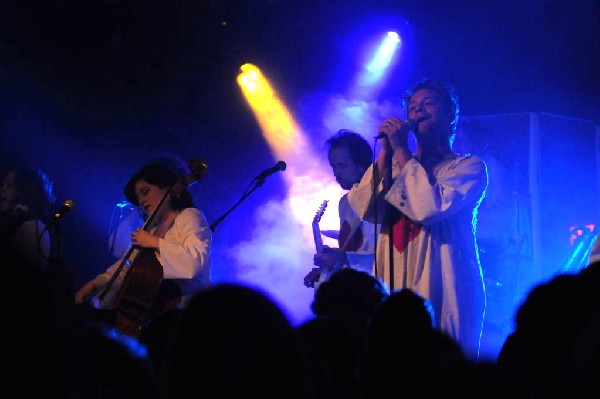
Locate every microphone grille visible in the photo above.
<box><xmin>64</xmin><ymin>199</ymin><xmax>75</xmax><ymax>210</ymax></box>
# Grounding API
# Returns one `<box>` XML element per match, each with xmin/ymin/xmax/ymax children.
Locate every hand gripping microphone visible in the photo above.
<box><xmin>375</xmin><ymin>119</ymin><xmax>417</xmax><ymax>140</ymax></box>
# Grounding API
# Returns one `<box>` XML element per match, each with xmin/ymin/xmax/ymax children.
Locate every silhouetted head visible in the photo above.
<box><xmin>312</xmin><ymin>268</ymin><xmax>388</xmax><ymax>327</ymax></box>
<box><xmin>369</xmin><ymin>288</ymin><xmax>436</xmax><ymax>333</ymax></box>
<box><xmin>165</xmin><ymin>283</ymin><xmax>314</xmax><ymax>398</ymax></box>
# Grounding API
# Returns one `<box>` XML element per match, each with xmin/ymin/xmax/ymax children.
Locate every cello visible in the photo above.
<box><xmin>96</xmin><ymin>158</ymin><xmax>207</xmax><ymax>337</ymax></box>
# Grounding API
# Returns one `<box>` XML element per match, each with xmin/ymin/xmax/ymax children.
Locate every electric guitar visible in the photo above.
<box><xmin>303</xmin><ymin>200</ymin><xmax>328</xmax><ymax>288</ymax></box>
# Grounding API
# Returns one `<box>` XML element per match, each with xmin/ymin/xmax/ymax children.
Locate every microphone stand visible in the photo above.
<box><xmin>53</xmin><ymin>219</ymin><xmax>63</xmax><ymax>264</ymax></box>
<box><xmin>44</xmin><ymin>216</ymin><xmax>75</xmax><ymax>306</ymax></box>
<box><xmin>210</xmin><ymin>177</ymin><xmax>267</xmax><ymax>232</ymax></box>
<box><xmin>39</xmin><ymin>218</ymin><xmax>63</xmax><ymax>269</ymax></box>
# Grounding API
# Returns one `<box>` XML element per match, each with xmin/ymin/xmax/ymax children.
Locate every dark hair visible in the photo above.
<box><xmin>124</xmin><ymin>163</ymin><xmax>194</xmax><ymax>211</ymax></box>
<box><xmin>371</xmin><ymin>288</ymin><xmax>436</xmax><ymax>331</ymax></box>
<box><xmin>311</xmin><ymin>268</ymin><xmax>388</xmax><ymax>322</ymax></box>
<box><xmin>147</xmin><ymin>151</ymin><xmax>190</xmax><ymax>177</ymax></box>
<box><xmin>326</xmin><ymin>129</ymin><xmax>373</xmax><ymax>169</ymax></box>
<box><xmin>401</xmin><ymin>78</ymin><xmax>460</xmax><ymax>142</ymax></box>
<box><xmin>12</xmin><ymin>166</ymin><xmax>56</xmax><ymax>218</ymax></box>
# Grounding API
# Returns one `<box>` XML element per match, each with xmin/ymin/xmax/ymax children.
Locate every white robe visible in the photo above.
<box><xmin>347</xmin><ymin>155</ymin><xmax>487</xmax><ymax>359</ymax></box>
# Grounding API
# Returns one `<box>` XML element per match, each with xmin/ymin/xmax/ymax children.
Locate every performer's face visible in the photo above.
<box><xmin>133</xmin><ymin>180</ymin><xmax>169</xmax><ymax>216</ymax></box>
<box><xmin>407</xmin><ymin>88</ymin><xmax>453</xmax><ymax>140</ymax></box>
<box><xmin>0</xmin><ymin>171</ymin><xmax>17</xmax><ymax>212</ymax></box>
<box><xmin>329</xmin><ymin>145</ymin><xmax>366</xmax><ymax>191</ymax></box>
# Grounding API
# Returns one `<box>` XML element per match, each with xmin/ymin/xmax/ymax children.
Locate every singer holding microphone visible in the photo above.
<box><xmin>347</xmin><ymin>79</ymin><xmax>488</xmax><ymax>361</ymax></box>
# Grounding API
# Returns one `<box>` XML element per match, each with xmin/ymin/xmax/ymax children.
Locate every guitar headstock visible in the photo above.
<box><xmin>312</xmin><ymin>200</ymin><xmax>328</xmax><ymax>225</ymax></box>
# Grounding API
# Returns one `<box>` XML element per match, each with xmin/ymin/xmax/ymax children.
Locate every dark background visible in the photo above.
<box><xmin>3</xmin><ymin>0</ymin><xmax>598</xmax><ymax>129</ymax></box>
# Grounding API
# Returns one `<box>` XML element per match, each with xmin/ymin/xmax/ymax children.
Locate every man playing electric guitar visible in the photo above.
<box><xmin>304</xmin><ymin>130</ymin><xmax>378</xmax><ymax>289</ymax></box>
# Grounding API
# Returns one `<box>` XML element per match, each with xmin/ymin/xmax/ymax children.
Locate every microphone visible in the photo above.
<box><xmin>50</xmin><ymin>199</ymin><xmax>76</xmax><ymax>223</ymax></box>
<box><xmin>255</xmin><ymin>161</ymin><xmax>286</xmax><ymax>180</ymax></box>
<box><xmin>375</xmin><ymin>119</ymin><xmax>417</xmax><ymax>139</ymax></box>
<box><xmin>188</xmin><ymin>157</ymin><xmax>208</xmax><ymax>179</ymax></box>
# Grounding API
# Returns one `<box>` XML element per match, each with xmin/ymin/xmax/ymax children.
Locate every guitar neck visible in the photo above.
<box><xmin>312</xmin><ymin>199</ymin><xmax>328</xmax><ymax>254</ymax></box>
<box><xmin>313</xmin><ymin>222</ymin><xmax>324</xmax><ymax>253</ymax></box>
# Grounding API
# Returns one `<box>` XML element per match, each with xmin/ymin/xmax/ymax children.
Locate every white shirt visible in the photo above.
<box><xmin>92</xmin><ymin>207</ymin><xmax>212</xmax><ymax>309</ymax></box>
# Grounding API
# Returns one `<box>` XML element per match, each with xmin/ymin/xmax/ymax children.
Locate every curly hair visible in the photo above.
<box><xmin>12</xmin><ymin>166</ymin><xmax>56</xmax><ymax>218</ymax></box>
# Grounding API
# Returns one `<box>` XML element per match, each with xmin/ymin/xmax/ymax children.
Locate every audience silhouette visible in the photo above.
<box><xmin>161</xmin><ymin>283</ymin><xmax>316</xmax><ymax>399</ymax></box>
<box><xmin>298</xmin><ymin>268</ymin><xmax>389</xmax><ymax>399</ymax></box>
<box><xmin>361</xmin><ymin>288</ymin><xmax>469</xmax><ymax>398</ymax></box>
<box><xmin>60</xmin><ymin>321</ymin><xmax>156</xmax><ymax>399</ymax></box>
<box><xmin>310</xmin><ymin>268</ymin><xmax>389</xmax><ymax>341</ymax></box>
<box><xmin>497</xmin><ymin>260</ymin><xmax>599</xmax><ymax>398</ymax></box>
<box><xmin>11</xmin><ymin>236</ymin><xmax>600</xmax><ymax>398</ymax></box>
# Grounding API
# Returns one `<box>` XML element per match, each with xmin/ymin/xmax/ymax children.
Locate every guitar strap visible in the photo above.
<box><xmin>338</xmin><ymin>194</ymin><xmax>364</xmax><ymax>253</ymax></box>
<box><xmin>339</xmin><ymin>219</ymin><xmax>362</xmax><ymax>252</ymax></box>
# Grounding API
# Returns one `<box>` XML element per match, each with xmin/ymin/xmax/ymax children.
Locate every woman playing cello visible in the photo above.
<box><xmin>75</xmin><ymin>161</ymin><xmax>212</xmax><ymax>334</ymax></box>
